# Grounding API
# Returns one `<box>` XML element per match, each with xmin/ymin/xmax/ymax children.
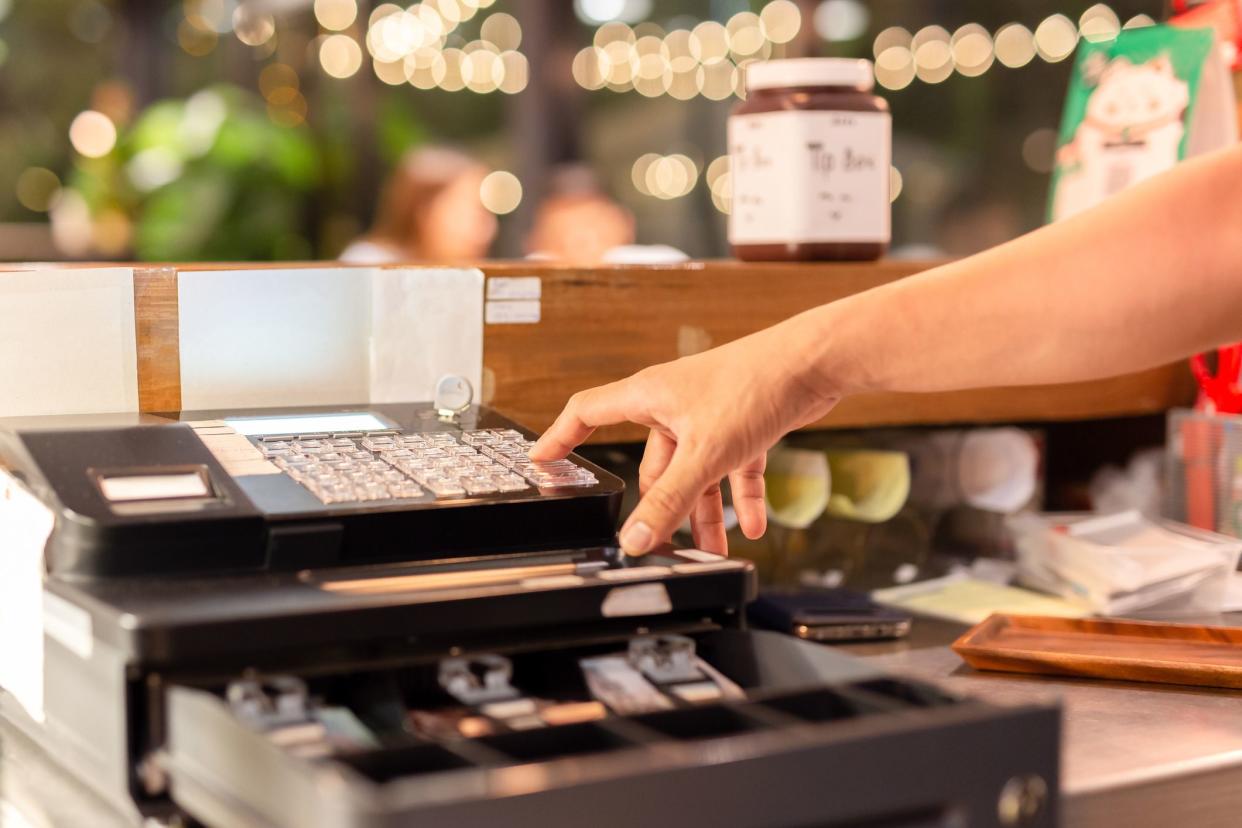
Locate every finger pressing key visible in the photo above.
<box><xmin>728</xmin><ymin>453</ymin><xmax>768</xmax><ymax>540</ymax></box>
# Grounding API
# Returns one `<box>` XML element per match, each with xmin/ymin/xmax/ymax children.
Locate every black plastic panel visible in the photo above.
<box><xmin>0</xmin><ymin>403</ymin><xmax>623</xmax><ymax>579</ymax></box>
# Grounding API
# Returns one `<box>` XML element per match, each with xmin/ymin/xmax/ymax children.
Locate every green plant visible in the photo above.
<box><xmin>67</xmin><ymin>84</ymin><xmax>321</xmax><ymax>261</ymax></box>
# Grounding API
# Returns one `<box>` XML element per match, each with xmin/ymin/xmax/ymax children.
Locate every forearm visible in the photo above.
<box><xmin>797</xmin><ymin>144</ymin><xmax>1242</xmax><ymax>397</ymax></box>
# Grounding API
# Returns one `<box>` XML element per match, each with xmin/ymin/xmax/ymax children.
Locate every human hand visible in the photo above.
<box><xmin>529</xmin><ymin>317</ymin><xmax>839</xmax><ymax>556</ymax></box>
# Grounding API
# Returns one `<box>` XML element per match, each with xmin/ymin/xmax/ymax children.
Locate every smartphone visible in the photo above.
<box><xmin>748</xmin><ymin>588</ymin><xmax>913</xmax><ymax>642</ymax></box>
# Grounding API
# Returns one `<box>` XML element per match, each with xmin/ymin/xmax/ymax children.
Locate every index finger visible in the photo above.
<box><xmin>529</xmin><ymin>379</ymin><xmax>650</xmax><ymax>460</ymax></box>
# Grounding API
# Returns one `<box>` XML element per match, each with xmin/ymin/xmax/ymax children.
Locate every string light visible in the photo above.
<box><xmin>184</xmin><ymin>0</ymin><xmax>233</xmax><ymax>34</ymax></box>
<box><xmin>633</xmin><ymin>52</ymin><xmax>671</xmax><ymax>97</ymax></box>
<box><xmin>69</xmin><ymin>110</ymin><xmax>116</xmax><ymax>158</ymax></box>
<box><xmin>315</xmin><ymin>0</ymin><xmax>357</xmax><ymax>31</ymax></box>
<box><xmin>594</xmin><ymin>21</ymin><xmax>635</xmax><ymax>48</ymax></box>
<box><xmin>706</xmin><ymin>155</ymin><xmax>731</xmax><ymax>213</ymax></box>
<box><xmin>462</xmin><ymin>48</ymin><xmax>504</xmax><ymax>92</ymax></box>
<box><xmin>433</xmin><ymin>0</ymin><xmax>464</xmax><ymax>26</ymax></box>
<box><xmin>232</xmin><ymin>6</ymin><xmax>275</xmax><ymax>46</ymax></box>
<box><xmin>690</xmin><ymin>21</ymin><xmax>729</xmax><ymax>64</ymax></box>
<box><xmin>912</xmin><ymin>26</ymin><xmax>952</xmax><ymax>84</ymax></box>
<box><xmin>406</xmin><ymin>47</ymin><xmax>445</xmax><ymax>88</ymax></box>
<box><xmin>873</xmin><ymin>46</ymin><xmax>914</xmax><ymax>90</ymax></box>
<box><xmin>759</xmin><ymin>1</ymin><xmax>801</xmax><ymax>44</ymax></box>
<box><xmin>727</xmin><ymin>12</ymin><xmax>766</xmax><ymax>58</ymax></box>
<box><xmin>858</xmin><ymin>5</ymin><xmax>1138</xmax><ymax>88</ymax></box>
<box><xmin>1079</xmin><ymin>4</ymin><xmax>1120</xmax><ymax>43</ymax></box>
<box><xmin>572</xmin><ymin>46</ymin><xmax>609</xmax><ymax>90</ymax></box>
<box><xmin>1034</xmin><ymin>14</ymin><xmax>1077</xmax><ymax>62</ymax></box>
<box><xmin>814</xmin><ymin>0</ymin><xmax>869</xmax><ymax>42</ymax></box>
<box><xmin>498</xmin><ymin>50</ymin><xmax>529</xmax><ymax>93</ymax></box>
<box><xmin>889</xmin><ymin>166</ymin><xmax>903</xmax><ymax>202</ymax></box>
<box><xmin>698</xmin><ymin>60</ymin><xmax>737</xmax><ymax>100</ymax></box>
<box><xmin>479</xmin><ymin>170</ymin><xmax>522</xmax><ymax>214</ymax></box>
<box><xmin>872</xmin><ymin>26</ymin><xmax>911</xmax><ymax>57</ymax></box>
<box><xmin>479</xmin><ymin>12</ymin><xmax>521</xmax><ymax>51</ymax></box>
<box><xmin>570</xmin><ymin>1</ymin><xmax>1122</xmax><ymax>98</ymax></box>
<box><xmin>320</xmin><ymin>34</ymin><xmax>363</xmax><ymax>78</ymax></box>
<box><xmin>994</xmin><ymin>23</ymin><xmax>1035</xmax><ymax>69</ymax></box>
<box><xmin>632</xmin><ymin>153</ymin><xmax>698</xmax><ymax>199</ymax></box>
<box><xmin>951</xmin><ymin>23</ymin><xmax>993</xmax><ymax>78</ymax></box>
<box><xmin>438</xmin><ymin>48</ymin><xmax>468</xmax><ymax>91</ymax></box>
<box><xmin>567</xmin><ymin>2</ymin><xmax>807</xmax><ymax>99</ymax></box>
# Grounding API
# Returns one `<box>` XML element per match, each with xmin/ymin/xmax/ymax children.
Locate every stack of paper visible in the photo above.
<box><xmin>1009</xmin><ymin>511</ymin><xmax>1242</xmax><ymax>616</ymax></box>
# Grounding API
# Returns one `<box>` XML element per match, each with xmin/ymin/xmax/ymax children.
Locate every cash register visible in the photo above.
<box><xmin>0</xmin><ymin>393</ymin><xmax>1059</xmax><ymax>828</ymax></box>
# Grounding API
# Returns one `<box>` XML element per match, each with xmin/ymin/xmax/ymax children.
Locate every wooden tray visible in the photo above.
<box><xmin>952</xmin><ymin>614</ymin><xmax>1242</xmax><ymax>690</ymax></box>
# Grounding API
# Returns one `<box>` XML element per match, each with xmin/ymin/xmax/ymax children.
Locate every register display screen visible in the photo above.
<box><xmin>99</xmin><ymin>472</ymin><xmax>211</xmax><ymax>502</ymax></box>
<box><xmin>225</xmin><ymin>412</ymin><xmax>394</xmax><ymax>436</ymax></box>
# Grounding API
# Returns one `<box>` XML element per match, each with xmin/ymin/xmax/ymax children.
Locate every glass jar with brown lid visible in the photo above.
<box><xmin>729</xmin><ymin>58</ymin><xmax>891</xmax><ymax>262</ymax></box>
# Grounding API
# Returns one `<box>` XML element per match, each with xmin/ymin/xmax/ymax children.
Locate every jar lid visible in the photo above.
<box><xmin>745</xmin><ymin>58</ymin><xmax>875</xmax><ymax>92</ymax></box>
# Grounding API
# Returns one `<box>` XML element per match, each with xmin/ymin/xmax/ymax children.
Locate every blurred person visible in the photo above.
<box><xmin>340</xmin><ymin>146</ymin><xmax>496</xmax><ymax>264</ymax></box>
<box><xmin>525</xmin><ymin>165</ymin><xmax>637</xmax><ymax>264</ymax></box>
<box><xmin>530</xmin><ymin>144</ymin><xmax>1242</xmax><ymax>558</ymax></box>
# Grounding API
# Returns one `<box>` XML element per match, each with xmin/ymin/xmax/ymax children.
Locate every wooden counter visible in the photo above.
<box><xmin>480</xmin><ymin>261</ymin><xmax>1196</xmax><ymax>442</ymax></box>
<box><xmin>115</xmin><ymin>261</ymin><xmax>1195</xmax><ymax>442</ymax></box>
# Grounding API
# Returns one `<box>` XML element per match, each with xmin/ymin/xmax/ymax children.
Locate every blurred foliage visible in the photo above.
<box><xmin>0</xmin><ymin>0</ymin><xmax>1168</xmax><ymax>260</ymax></box>
<box><xmin>68</xmin><ymin>85</ymin><xmax>321</xmax><ymax>260</ymax></box>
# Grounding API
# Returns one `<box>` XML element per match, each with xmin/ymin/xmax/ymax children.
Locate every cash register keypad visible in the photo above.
<box><xmin>265</xmin><ymin>429</ymin><xmax>596</xmax><ymax>505</ymax></box>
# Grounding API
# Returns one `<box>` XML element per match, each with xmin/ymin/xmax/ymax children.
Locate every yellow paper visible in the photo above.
<box><xmin>873</xmin><ymin>574</ymin><xmax>1089</xmax><ymax>625</ymax></box>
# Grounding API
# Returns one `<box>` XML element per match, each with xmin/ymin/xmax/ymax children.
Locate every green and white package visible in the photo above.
<box><xmin>1049</xmin><ymin>25</ymin><xmax>1235</xmax><ymax>222</ymax></box>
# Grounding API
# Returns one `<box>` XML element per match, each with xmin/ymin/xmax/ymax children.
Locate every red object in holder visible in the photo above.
<box><xmin>1171</xmin><ymin>0</ymin><xmax>1242</xmax><ymax>69</ymax></box>
<box><xmin>1184</xmin><ymin>342</ymin><xmax>1242</xmax><ymax>531</ymax></box>
<box><xmin>1180</xmin><ymin>416</ymin><xmax>1218</xmax><ymax>529</ymax></box>
<box><xmin>1190</xmin><ymin>343</ymin><xmax>1242</xmax><ymax>414</ymax></box>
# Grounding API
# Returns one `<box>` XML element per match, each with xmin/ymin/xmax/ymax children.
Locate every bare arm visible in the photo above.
<box><xmin>530</xmin><ymin>144</ymin><xmax>1242</xmax><ymax>557</ymax></box>
<box><xmin>811</xmin><ymin>143</ymin><xmax>1242</xmax><ymax>396</ymax></box>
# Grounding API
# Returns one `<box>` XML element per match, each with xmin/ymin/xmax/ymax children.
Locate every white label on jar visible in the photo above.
<box><xmin>729</xmin><ymin>109</ymin><xmax>891</xmax><ymax>246</ymax></box>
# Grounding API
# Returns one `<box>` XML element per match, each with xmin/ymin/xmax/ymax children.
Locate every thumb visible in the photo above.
<box><xmin>619</xmin><ymin>449</ymin><xmax>705</xmax><ymax>556</ymax></box>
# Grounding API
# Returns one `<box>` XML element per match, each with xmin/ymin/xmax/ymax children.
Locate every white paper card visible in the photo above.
<box><xmin>0</xmin><ymin>268</ymin><xmax>138</xmax><ymax>417</ymax></box>
<box><xmin>179</xmin><ymin>267</ymin><xmax>484</xmax><ymax>409</ymax></box>
<box><xmin>369</xmin><ymin>268</ymin><xmax>483</xmax><ymax>403</ymax></box>
<box><xmin>179</xmin><ymin>268</ymin><xmax>371</xmax><ymax>410</ymax></box>
<box><xmin>0</xmin><ymin>468</ymin><xmax>54</xmax><ymax>722</ymax></box>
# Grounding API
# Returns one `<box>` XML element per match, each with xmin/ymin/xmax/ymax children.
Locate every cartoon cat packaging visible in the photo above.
<box><xmin>1049</xmin><ymin>25</ymin><xmax>1237</xmax><ymax>222</ymax></box>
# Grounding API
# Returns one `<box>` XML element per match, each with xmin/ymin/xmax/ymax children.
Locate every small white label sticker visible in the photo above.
<box><xmin>601</xmin><ymin>582</ymin><xmax>673</xmax><ymax>617</ymax></box>
<box><xmin>487</xmin><ymin>276</ymin><xmax>542</xmax><ymax>300</ymax></box>
<box><xmin>485</xmin><ymin>300</ymin><xmax>541</xmax><ymax>325</ymax></box>
<box><xmin>729</xmin><ymin>109</ymin><xmax>891</xmax><ymax>245</ymax></box>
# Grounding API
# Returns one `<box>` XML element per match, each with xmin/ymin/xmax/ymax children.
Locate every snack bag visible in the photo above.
<box><xmin>1049</xmin><ymin>25</ymin><xmax>1236</xmax><ymax>221</ymax></box>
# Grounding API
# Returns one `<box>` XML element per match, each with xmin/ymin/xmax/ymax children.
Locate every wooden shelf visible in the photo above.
<box><xmin>480</xmin><ymin>261</ymin><xmax>1196</xmax><ymax>443</ymax></box>
<box><xmin>109</xmin><ymin>260</ymin><xmax>1196</xmax><ymax>441</ymax></box>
